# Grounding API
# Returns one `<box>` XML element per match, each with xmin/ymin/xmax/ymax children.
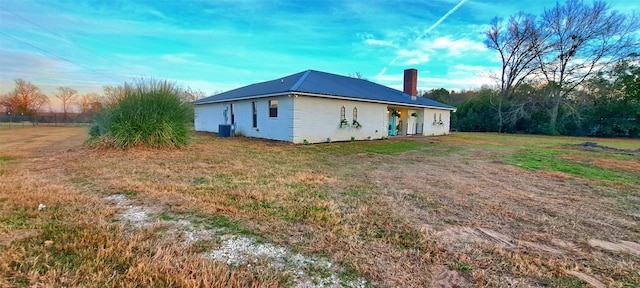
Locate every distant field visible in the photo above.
<box><xmin>1</xmin><ymin>127</ymin><xmax>638</xmax><ymax>287</ymax></box>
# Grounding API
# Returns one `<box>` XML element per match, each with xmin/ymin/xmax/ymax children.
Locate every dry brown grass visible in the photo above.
<box><xmin>0</xmin><ymin>127</ymin><xmax>276</xmax><ymax>287</ymax></box>
<box><xmin>1</xmin><ymin>127</ymin><xmax>639</xmax><ymax>287</ymax></box>
<box><xmin>561</xmin><ymin>154</ymin><xmax>640</xmax><ymax>172</ymax></box>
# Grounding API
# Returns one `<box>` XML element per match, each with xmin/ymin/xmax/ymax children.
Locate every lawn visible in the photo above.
<box><xmin>1</xmin><ymin>127</ymin><xmax>638</xmax><ymax>287</ymax></box>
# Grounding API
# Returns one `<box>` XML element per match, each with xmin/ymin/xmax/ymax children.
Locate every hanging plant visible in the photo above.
<box><xmin>411</xmin><ymin>112</ymin><xmax>418</xmax><ymax>117</ymax></box>
<box><xmin>391</xmin><ymin>110</ymin><xmax>401</xmax><ymax>118</ymax></box>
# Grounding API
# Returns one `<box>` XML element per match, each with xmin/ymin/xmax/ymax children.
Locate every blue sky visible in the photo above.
<box><xmin>1</xmin><ymin>0</ymin><xmax>637</xmax><ymax>109</ymax></box>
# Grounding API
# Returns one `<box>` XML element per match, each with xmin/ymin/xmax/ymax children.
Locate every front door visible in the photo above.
<box><xmin>388</xmin><ymin>109</ymin><xmax>396</xmax><ymax>136</ymax></box>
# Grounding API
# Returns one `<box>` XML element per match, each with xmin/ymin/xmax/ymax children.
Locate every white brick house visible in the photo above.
<box><xmin>193</xmin><ymin>69</ymin><xmax>456</xmax><ymax>144</ymax></box>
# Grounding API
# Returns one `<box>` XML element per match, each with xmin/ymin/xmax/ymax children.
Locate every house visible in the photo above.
<box><xmin>193</xmin><ymin>69</ymin><xmax>456</xmax><ymax>144</ymax></box>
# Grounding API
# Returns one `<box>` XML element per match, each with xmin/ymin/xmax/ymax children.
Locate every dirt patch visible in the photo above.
<box><xmin>369</xmin><ymin>150</ymin><xmax>639</xmax><ymax>286</ymax></box>
<box><xmin>0</xmin><ymin>229</ymin><xmax>38</xmax><ymax>246</ymax></box>
<box><xmin>588</xmin><ymin>239</ymin><xmax>640</xmax><ymax>256</ymax></box>
<box><xmin>429</xmin><ymin>265</ymin><xmax>470</xmax><ymax>288</ymax></box>
<box><xmin>104</xmin><ymin>194</ymin><xmax>368</xmax><ymax>288</ymax></box>
<box><xmin>564</xmin><ymin>271</ymin><xmax>606</xmax><ymax>288</ymax></box>
<box><xmin>437</xmin><ymin>226</ymin><xmax>566</xmax><ymax>255</ymax></box>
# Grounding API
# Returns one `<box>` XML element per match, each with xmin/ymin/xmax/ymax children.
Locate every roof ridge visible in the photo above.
<box><xmin>290</xmin><ymin>70</ymin><xmax>311</xmax><ymax>91</ymax></box>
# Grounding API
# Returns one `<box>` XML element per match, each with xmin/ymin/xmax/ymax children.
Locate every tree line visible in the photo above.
<box><xmin>0</xmin><ymin>79</ymin><xmax>207</xmax><ymax>123</ymax></box>
<box><xmin>427</xmin><ymin>0</ymin><xmax>639</xmax><ymax>137</ymax></box>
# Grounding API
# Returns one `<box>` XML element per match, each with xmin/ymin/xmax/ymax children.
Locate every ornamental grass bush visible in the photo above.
<box><xmin>89</xmin><ymin>79</ymin><xmax>193</xmax><ymax>148</ymax></box>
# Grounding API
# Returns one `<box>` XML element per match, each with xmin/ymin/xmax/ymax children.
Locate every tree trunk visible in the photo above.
<box><xmin>497</xmin><ymin>99</ymin><xmax>503</xmax><ymax>133</ymax></box>
<box><xmin>548</xmin><ymin>92</ymin><xmax>562</xmax><ymax>135</ymax></box>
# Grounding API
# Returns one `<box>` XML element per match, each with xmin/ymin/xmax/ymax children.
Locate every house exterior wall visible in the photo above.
<box><xmin>232</xmin><ymin>96</ymin><xmax>293</xmax><ymax>142</ymax></box>
<box><xmin>292</xmin><ymin>96</ymin><xmax>387</xmax><ymax>143</ymax></box>
<box><xmin>194</xmin><ymin>96</ymin><xmax>453</xmax><ymax>142</ymax></box>
<box><xmin>193</xmin><ymin>95</ymin><xmax>294</xmax><ymax>142</ymax></box>
<box><xmin>194</xmin><ymin>103</ymin><xmax>226</xmax><ymax>132</ymax></box>
<box><xmin>421</xmin><ymin>108</ymin><xmax>451</xmax><ymax>135</ymax></box>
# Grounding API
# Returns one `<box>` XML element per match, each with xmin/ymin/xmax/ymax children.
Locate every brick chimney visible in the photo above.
<box><xmin>403</xmin><ymin>68</ymin><xmax>418</xmax><ymax>99</ymax></box>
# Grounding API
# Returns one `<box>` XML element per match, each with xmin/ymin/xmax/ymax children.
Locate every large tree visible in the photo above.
<box><xmin>0</xmin><ymin>79</ymin><xmax>49</xmax><ymax>116</ymax></box>
<box><xmin>536</xmin><ymin>0</ymin><xmax>639</xmax><ymax>134</ymax></box>
<box><xmin>55</xmin><ymin>86</ymin><xmax>78</xmax><ymax>120</ymax></box>
<box><xmin>485</xmin><ymin>12</ymin><xmax>546</xmax><ymax>132</ymax></box>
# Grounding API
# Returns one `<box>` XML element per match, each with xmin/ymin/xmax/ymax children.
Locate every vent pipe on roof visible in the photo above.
<box><xmin>403</xmin><ymin>68</ymin><xmax>418</xmax><ymax>99</ymax></box>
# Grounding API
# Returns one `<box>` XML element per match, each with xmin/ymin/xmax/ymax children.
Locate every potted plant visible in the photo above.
<box><xmin>340</xmin><ymin>119</ymin><xmax>349</xmax><ymax>128</ymax></box>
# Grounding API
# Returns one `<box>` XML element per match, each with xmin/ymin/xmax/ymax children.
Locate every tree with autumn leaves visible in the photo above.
<box><xmin>0</xmin><ymin>79</ymin><xmax>50</xmax><ymax>117</ymax></box>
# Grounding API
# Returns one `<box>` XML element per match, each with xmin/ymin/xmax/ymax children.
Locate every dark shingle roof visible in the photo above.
<box><xmin>194</xmin><ymin>70</ymin><xmax>455</xmax><ymax>110</ymax></box>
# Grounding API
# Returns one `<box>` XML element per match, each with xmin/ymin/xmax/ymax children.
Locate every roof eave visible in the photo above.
<box><xmin>193</xmin><ymin>92</ymin><xmax>292</xmax><ymax>105</ymax></box>
<box><xmin>293</xmin><ymin>92</ymin><xmax>457</xmax><ymax>111</ymax></box>
<box><xmin>194</xmin><ymin>91</ymin><xmax>456</xmax><ymax>111</ymax></box>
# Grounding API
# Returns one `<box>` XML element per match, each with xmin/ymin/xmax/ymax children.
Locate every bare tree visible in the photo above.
<box><xmin>537</xmin><ymin>0</ymin><xmax>639</xmax><ymax>133</ymax></box>
<box><xmin>485</xmin><ymin>13</ymin><xmax>547</xmax><ymax>132</ymax></box>
<box><xmin>75</xmin><ymin>93</ymin><xmax>100</xmax><ymax>114</ymax></box>
<box><xmin>102</xmin><ymin>85</ymin><xmax>126</xmax><ymax>107</ymax></box>
<box><xmin>55</xmin><ymin>86</ymin><xmax>78</xmax><ymax>121</ymax></box>
<box><xmin>0</xmin><ymin>79</ymin><xmax>50</xmax><ymax>119</ymax></box>
<box><xmin>349</xmin><ymin>72</ymin><xmax>367</xmax><ymax>80</ymax></box>
<box><xmin>180</xmin><ymin>87</ymin><xmax>207</xmax><ymax>102</ymax></box>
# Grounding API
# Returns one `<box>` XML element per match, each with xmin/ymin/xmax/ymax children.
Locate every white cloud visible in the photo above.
<box><xmin>147</xmin><ymin>9</ymin><xmax>169</xmax><ymax>20</ymax></box>
<box><xmin>360</xmin><ymin>32</ymin><xmax>397</xmax><ymax>48</ymax></box>
<box><xmin>452</xmin><ymin>64</ymin><xmax>490</xmax><ymax>74</ymax></box>
<box><xmin>397</xmin><ymin>49</ymin><xmax>430</xmax><ymax>65</ymax></box>
<box><xmin>364</xmin><ymin>38</ymin><xmax>395</xmax><ymax>47</ymax></box>
<box><xmin>418</xmin><ymin>36</ymin><xmax>487</xmax><ymax>56</ymax></box>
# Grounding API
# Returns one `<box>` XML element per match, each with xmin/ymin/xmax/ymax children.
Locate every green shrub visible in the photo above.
<box><xmin>89</xmin><ymin>79</ymin><xmax>193</xmax><ymax>148</ymax></box>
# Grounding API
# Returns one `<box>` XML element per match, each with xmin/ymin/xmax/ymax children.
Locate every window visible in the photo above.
<box><xmin>269</xmin><ymin>100</ymin><xmax>278</xmax><ymax>117</ymax></box>
<box><xmin>340</xmin><ymin>106</ymin><xmax>346</xmax><ymax>121</ymax></box>
<box><xmin>252</xmin><ymin>101</ymin><xmax>257</xmax><ymax>128</ymax></box>
<box><xmin>352</xmin><ymin>107</ymin><xmax>361</xmax><ymax>128</ymax></box>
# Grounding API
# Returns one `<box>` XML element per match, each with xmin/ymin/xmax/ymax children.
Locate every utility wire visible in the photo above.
<box><xmin>0</xmin><ymin>31</ymin><xmax>122</xmax><ymax>82</ymax></box>
<box><xmin>0</xmin><ymin>7</ymin><xmax>140</xmax><ymax>77</ymax></box>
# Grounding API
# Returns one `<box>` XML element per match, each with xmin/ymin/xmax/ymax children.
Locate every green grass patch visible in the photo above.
<box><xmin>0</xmin><ymin>212</ymin><xmax>33</xmax><ymax>228</ymax></box>
<box><xmin>122</xmin><ymin>190</ymin><xmax>137</xmax><ymax>198</ymax></box>
<box><xmin>159</xmin><ymin>213</ymin><xmax>174</xmax><ymax>221</ymax></box>
<box><xmin>453</xmin><ymin>132</ymin><xmax>640</xmax><ymax>150</ymax></box>
<box><xmin>544</xmin><ymin>277</ymin><xmax>588</xmax><ymax>287</ymax></box>
<box><xmin>507</xmin><ymin>148</ymin><xmax>639</xmax><ymax>184</ymax></box>
<box><xmin>0</xmin><ymin>155</ymin><xmax>15</xmax><ymax>163</ymax></box>
<box><xmin>451</xmin><ymin>261</ymin><xmax>472</xmax><ymax>272</ymax></box>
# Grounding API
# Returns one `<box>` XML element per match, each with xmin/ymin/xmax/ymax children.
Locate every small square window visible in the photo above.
<box><xmin>269</xmin><ymin>100</ymin><xmax>278</xmax><ymax>117</ymax></box>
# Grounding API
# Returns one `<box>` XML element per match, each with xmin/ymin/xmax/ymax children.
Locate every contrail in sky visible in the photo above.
<box><xmin>417</xmin><ymin>0</ymin><xmax>469</xmax><ymax>41</ymax></box>
<box><xmin>376</xmin><ymin>0</ymin><xmax>469</xmax><ymax>78</ymax></box>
